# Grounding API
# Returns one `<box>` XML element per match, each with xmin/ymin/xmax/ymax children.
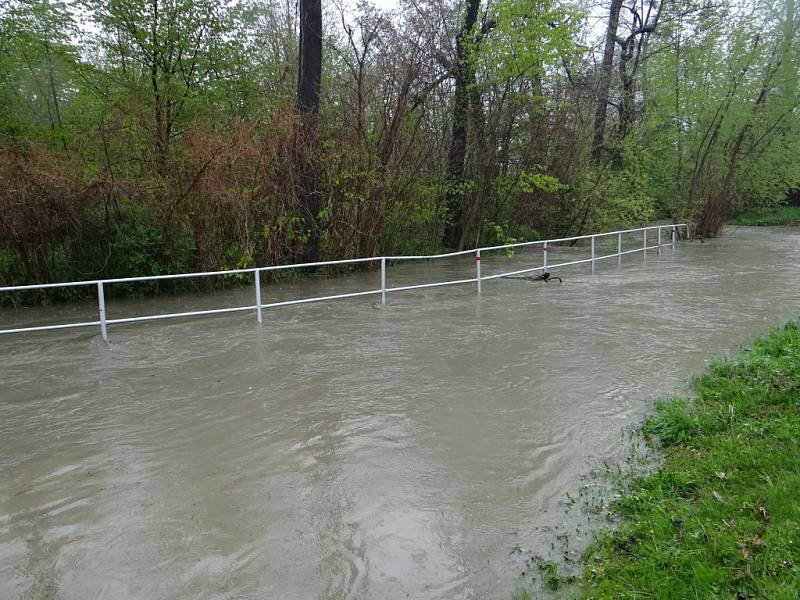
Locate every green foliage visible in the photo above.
<box><xmin>0</xmin><ymin>0</ymin><xmax>78</xmax><ymax>147</ymax></box>
<box><xmin>643</xmin><ymin>398</ymin><xmax>697</xmax><ymax>445</ymax></box>
<box><xmin>80</xmin><ymin>200</ymin><xmax>196</xmax><ymax>298</ymax></box>
<box><xmin>0</xmin><ymin>249</ymin><xmax>23</xmax><ymax>284</ymax></box>
<box><xmin>580</xmin><ymin>147</ymin><xmax>658</xmax><ymax>233</ymax></box>
<box><xmin>262</xmin><ymin>215</ymin><xmax>309</xmax><ymax>247</ymax></box>
<box><xmin>487</xmin><ymin>223</ymin><xmax>520</xmax><ymax>257</ymax></box>
<box><xmin>379</xmin><ymin>183</ymin><xmax>448</xmax><ymax>257</ymax></box>
<box><xmin>639</xmin><ymin>0</ymin><xmax>800</xmax><ymax>233</ymax></box>
<box><xmin>478</xmin><ymin>0</ymin><xmax>580</xmax><ymax>85</ymax></box>
<box><xmin>221</xmin><ymin>245</ymin><xmax>254</xmax><ymax>284</ymax></box>
<box><xmin>582</xmin><ymin>322</ymin><xmax>800</xmax><ymax>598</ymax></box>
<box><xmin>730</xmin><ymin>206</ymin><xmax>800</xmax><ymax>226</ymax></box>
<box><xmin>510</xmin><ymin>588</ymin><xmax>532</xmax><ymax>600</ymax></box>
<box><xmin>519</xmin><ymin>167</ymin><xmax>568</xmax><ymax>195</ymax></box>
<box><xmin>0</xmin><ymin>248</ymin><xmax>27</xmax><ymax>306</ymax></box>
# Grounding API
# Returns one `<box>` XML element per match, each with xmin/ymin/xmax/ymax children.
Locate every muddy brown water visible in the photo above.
<box><xmin>2</xmin><ymin>226</ymin><xmax>799</xmax><ymax>599</ymax></box>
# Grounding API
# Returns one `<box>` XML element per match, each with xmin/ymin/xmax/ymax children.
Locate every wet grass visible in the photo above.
<box><xmin>580</xmin><ymin>321</ymin><xmax>800</xmax><ymax>599</ymax></box>
<box><xmin>730</xmin><ymin>206</ymin><xmax>800</xmax><ymax>226</ymax></box>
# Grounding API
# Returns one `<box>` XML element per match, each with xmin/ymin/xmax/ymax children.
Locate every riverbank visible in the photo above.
<box><xmin>730</xmin><ymin>206</ymin><xmax>800</xmax><ymax>226</ymax></box>
<box><xmin>580</xmin><ymin>321</ymin><xmax>800</xmax><ymax>598</ymax></box>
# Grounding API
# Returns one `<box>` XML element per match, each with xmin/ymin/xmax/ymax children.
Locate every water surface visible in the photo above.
<box><xmin>2</xmin><ymin>226</ymin><xmax>799</xmax><ymax>599</ymax></box>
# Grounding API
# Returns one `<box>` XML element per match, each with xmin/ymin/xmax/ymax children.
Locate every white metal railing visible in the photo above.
<box><xmin>0</xmin><ymin>224</ymin><xmax>689</xmax><ymax>341</ymax></box>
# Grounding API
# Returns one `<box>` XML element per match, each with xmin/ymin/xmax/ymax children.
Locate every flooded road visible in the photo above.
<box><xmin>2</xmin><ymin>226</ymin><xmax>800</xmax><ymax>599</ymax></box>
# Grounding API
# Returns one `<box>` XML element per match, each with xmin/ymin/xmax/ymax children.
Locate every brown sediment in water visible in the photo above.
<box><xmin>1</xmin><ymin>226</ymin><xmax>799</xmax><ymax>599</ymax></box>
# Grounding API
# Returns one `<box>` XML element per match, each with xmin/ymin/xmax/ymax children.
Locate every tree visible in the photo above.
<box><xmin>616</xmin><ymin>0</ymin><xmax>665</xmax><ymax>140</ymax></box>
<box><xmin>442</xmin><ymin>0</ymin><xmax>482</xmax><ymax>250</ymax></box>
<box><xmin>296</xmin><ymin>0</ymin><xmax>322</xmax><ymax>260</ymax></box>
<box><xmin>443</xmin><ymin>0</ymin><xmax>577</xmax><ymax>249</ymax></box>
<box><xmin>592</xmin><ymin>0</ymin><xmax>623</xmax><ymax>162</ymax></box>
<box><xmin>83</xmin><ymin>0</ymin><xmax>230</xmax><ymax>175</ymax></box>
<box><xmin>2</xmin><ymin>0</ymin><xmax>800</xmax><ymax>297</ymax></box>
<box><xmin>0</xmin><ymin>0</ymin><xmax>77</xmax><ymax>149</ymax></box>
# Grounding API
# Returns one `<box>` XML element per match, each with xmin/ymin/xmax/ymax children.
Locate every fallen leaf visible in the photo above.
<box><xmin>712</xmin><ymin>491</ymin><xmax>726</xmax><ymax>503</ymax></box>
<box><xmin>715</xmin><ymin>471</ymin><xmax>728</xmax><ymax>481</ymax></box>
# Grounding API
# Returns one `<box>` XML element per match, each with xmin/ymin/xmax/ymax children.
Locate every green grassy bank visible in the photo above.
<box><xmin>580</xmin><ymin>322</ymin><xmax>800</xmax><ymax>599</ymax></box>
<box><xmin>730</xmin><ymin>206</ymin><xmax>800</xmax><ymax>226</ymax></box>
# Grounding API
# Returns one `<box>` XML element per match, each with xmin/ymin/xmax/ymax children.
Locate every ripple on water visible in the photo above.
<box><xmin>2</xmin><ymin>227</ymin><xmax>800</xmax><ymax>599</ymax></box>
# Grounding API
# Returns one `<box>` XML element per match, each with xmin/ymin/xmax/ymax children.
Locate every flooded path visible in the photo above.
<box><xmin>2</xmin><ymin>226</ymin><xmax>800</xmax><ymax>599</ymax></box>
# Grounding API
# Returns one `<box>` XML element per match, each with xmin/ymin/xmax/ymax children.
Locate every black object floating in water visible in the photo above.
<box><xmin>503</xmin><ymin>272</ymin><xmax>563</xmax><ymax>283</ymax></box>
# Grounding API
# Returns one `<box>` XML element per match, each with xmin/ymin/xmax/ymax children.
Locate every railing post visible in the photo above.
<box><xmin>657</xmin><ymin>227</ymin><xmax>662</xmax><ymax>254</ymax></box>
<box><xmin>475</xmin><ymin>250</ymin><xmax>481</xmax><ymax>295</ymax></box>
<box><xmin>672</xmin><ymin>226</ymin><xmax>677</xmax><ymax>250</ymax></box>
<box><xmin>381</xmin><ymin>257</ymin><xmax>387</xmax><ymax>304</ymax></box>
<box><xmin>686</xmin><ymin>224</ymin><xmax>691</xmax><ymax>240</ymax></box>
<box><xmin>254</xmin><ymin>269</ymin><xmax>262</xmax><ymax>324</ymax></box>
<box><xmin>591</xmin><ymin>235</ymin><xmax>596</xmax><ymax>273</ymax></box>
<box><xmin>97</xmin><ymin>281</ymin><xmax>108</xmax><ymax>342</ymax></box>
<box><xmin>617</xmin><ymin>233</ymin><xmax>622</xmax><ymax>265</ymax></box>
<box><xmin>643</xmin><ymin>229</ymin><xmax>647</xmax><ymax>256</ymax></box>
<box><xmin>543</xmin><ymin>243</ymin><xmax>548</xmax><ymax>272</ymax></box>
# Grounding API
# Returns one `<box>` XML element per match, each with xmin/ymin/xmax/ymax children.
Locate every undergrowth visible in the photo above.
<box><xmin>730</xmin><ymin>206</ymin><xmax>800</xmax><ymax>226</ymax></box>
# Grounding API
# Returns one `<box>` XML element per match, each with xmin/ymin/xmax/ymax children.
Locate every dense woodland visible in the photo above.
<box><xmin>0</xmin><ymin>0</ymin><xmax>798</xmax><ymax>295</ymax></box>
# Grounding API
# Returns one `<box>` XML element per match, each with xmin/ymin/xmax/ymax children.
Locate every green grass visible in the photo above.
<box><xmin>580</xmin><ymin>322</ymin><xmax>800</xmax><ymax>599</ymax></box>
<box><xmin>729</xmin><ymin>206</ymin><xmax>800</xmax><ymax>226</ymax></box>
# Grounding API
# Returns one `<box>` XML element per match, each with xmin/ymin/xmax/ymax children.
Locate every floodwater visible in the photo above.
<box><xmin>1</xmin><ymin>226</ymin><xmax>799</xmax><ymax>600</ymax></box>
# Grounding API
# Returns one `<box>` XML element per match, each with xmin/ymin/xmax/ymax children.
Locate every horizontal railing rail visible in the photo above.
<box><xmin>0</xmin><ymin>224</ymin><xmax>689</xmax><ymax>341</ymax></box>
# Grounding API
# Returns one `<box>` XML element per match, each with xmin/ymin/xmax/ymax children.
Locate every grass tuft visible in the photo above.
<box><xmin>643</xmin><ymin>398</ymin><xmax>696</xmax><ymax>445</ymax></box>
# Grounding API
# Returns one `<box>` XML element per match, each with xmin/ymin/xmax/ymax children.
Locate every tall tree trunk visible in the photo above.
<box><xmin>456</xmin><ymin>80</ymin><xmax>488</xmax><ymax>249</ymax></box>
<box><xmin>617</xmin><ymin>36</ymin><xmax>635</xmax><ymax>140</ymax></box>
<box><xmin>297</xmin><ymin>0</ymin><xmax>322</xmax><ymax>261</ymax></box>
<box><xmin>674</xmin><ymin>9</ymin><xmax>684</xmax><ymax>217</ymax></box>
<box><xmin>591</xmin><ymin>0</ymin><xmax>623</xmax><ymax>162</ymax></box>
<box><xmin>443</xmin><ymin>0</ymin><xmax>481</xmax><ymax>250</ymax></box>
<box><xmin>43</xmin><ymin>42</ymin><xmax>67</xmax><ymax>152</ymax></box>
<box><xmin>150</xmin><ymin>0</ymin><xmax>168</xmax><ymax>176</ymax></box>
<box><xmin>617</xmin><ymin>1</ymin><xmax>664</xmax><ymax>141</ymax></box>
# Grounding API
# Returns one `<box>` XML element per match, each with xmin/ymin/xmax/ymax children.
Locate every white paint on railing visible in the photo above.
<box><xmin>97</xmin><ymin>282</ymin><xmax>108</xmax><ymax>342</ymax></box>
<box><xmin>0</xmin><ymin>224</ymin><xmax>689</xmax><ymax>339</ymax></box>
<box><xmin>543</xmin><ymin>243</ymin><xmax>549</xmax><ymax>272</ymax></box>
<box><xmin>255</xmin><ymin>272</ymin><xmax>263</xmax><ymax>324</ymax></box>
<box><xmin>475</xmin><ymin>250</ymin><xmax>482</xmax><ymax>295</ymax></box>
<box><xmin>380</xmin><ymin>257</ymin><xmax>387</xmax><ymax>305</ymax></box>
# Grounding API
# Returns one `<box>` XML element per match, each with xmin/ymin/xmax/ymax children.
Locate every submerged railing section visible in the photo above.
<box><xmin>0</xmin><ymin>224</ymin><xmax>689</xmax><ymax>341</ymax></box>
